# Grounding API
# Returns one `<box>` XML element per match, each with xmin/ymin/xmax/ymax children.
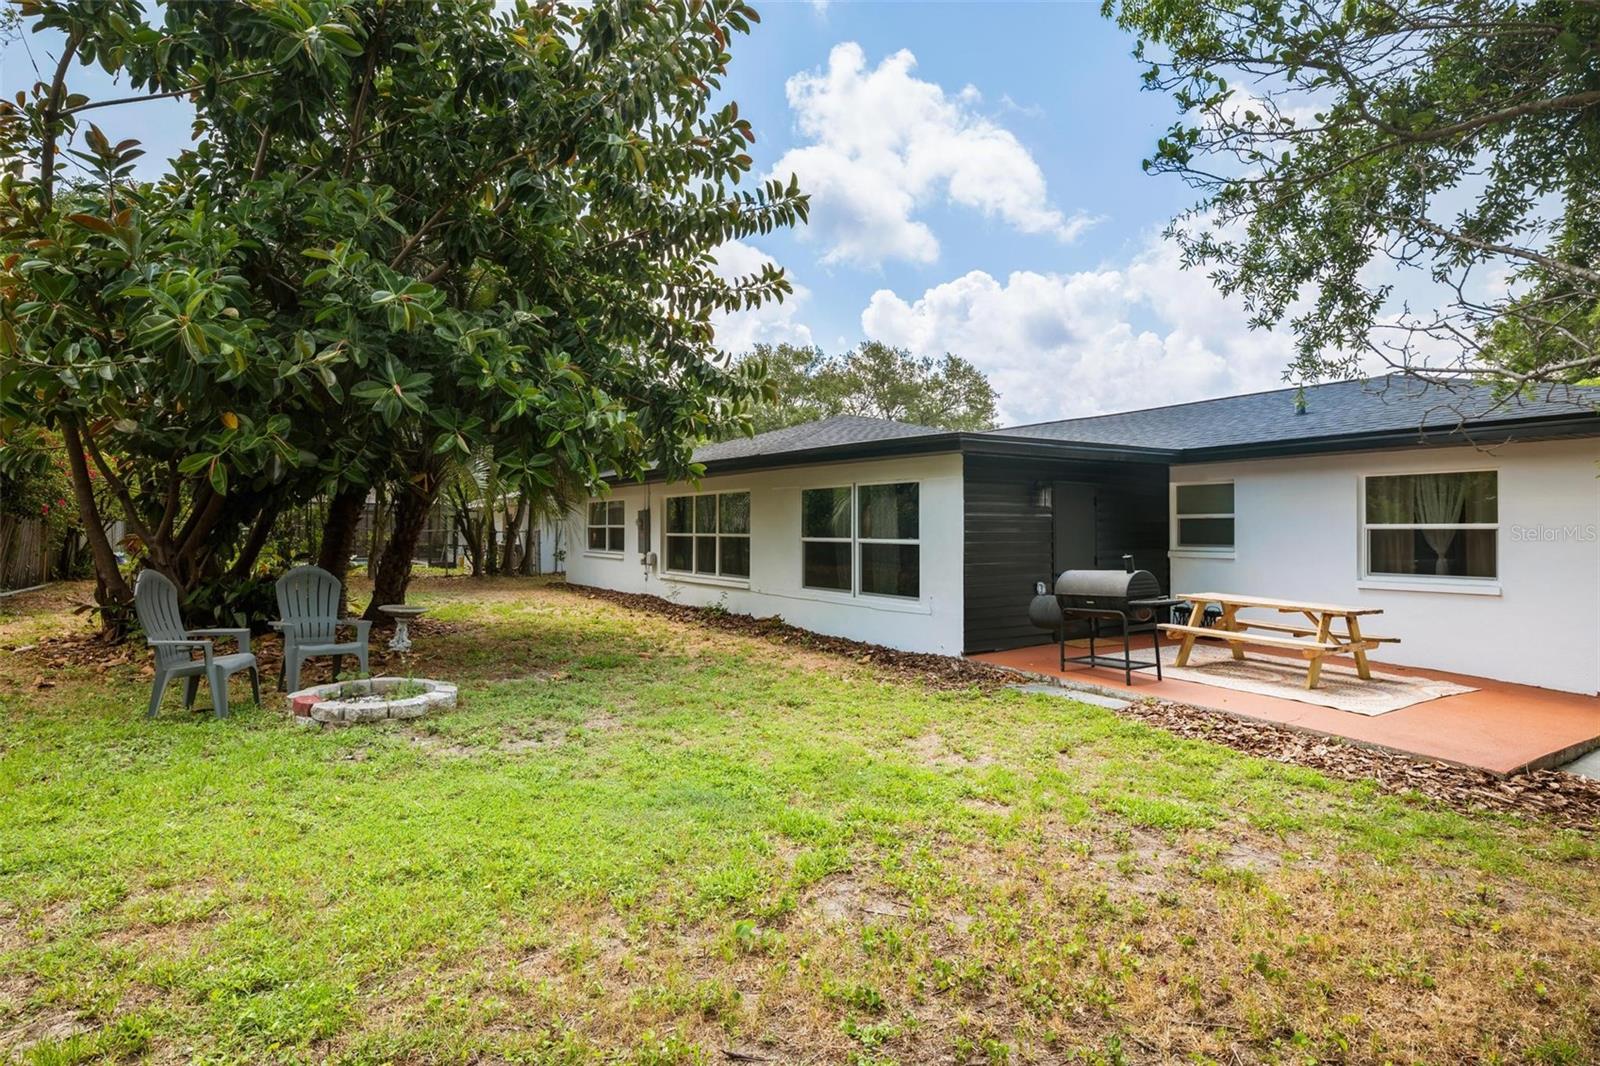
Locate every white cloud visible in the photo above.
<box><xmin>710</xmin><ymin>240</ymin><xmax>814</xmax><ymax>354</ymax></box>
<box><xmin>860</xmin><ymin>231</ymin><xmax>1298</xmax><ymax>424</ymax></box>
<box><xmin>771</xmin><ymin>43</ymin><xmax>1094</xmax><ymax>267</ymax></box>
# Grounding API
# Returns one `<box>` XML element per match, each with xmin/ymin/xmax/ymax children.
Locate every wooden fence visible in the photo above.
<box><xmin>0</xmin><ymin>515</ymin><xmax>53</xmax><ymax>591</ymax></box>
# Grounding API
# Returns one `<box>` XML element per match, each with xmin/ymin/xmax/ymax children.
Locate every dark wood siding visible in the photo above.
<box><xmin>962</xmin><ymin>454</ymin><xmax>1170</xmax><ymax>653</ymax></box>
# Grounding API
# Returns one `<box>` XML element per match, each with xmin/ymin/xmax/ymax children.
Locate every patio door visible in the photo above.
<box><xmin>1052</xmin><ymin>481</ymin><xmax>1098</xmax><ymax>574</ymax></box>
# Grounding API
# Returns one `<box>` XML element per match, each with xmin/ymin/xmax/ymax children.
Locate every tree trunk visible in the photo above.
<box><xmin>521</xmin><ymin>524</ymin><xmax>538</xmax><ymax>575</ymax></box>
<box><xmin>447</xmin><ymin>487</ymin><xmax>484</xmax><ymax>577</ymax></box>
<box><xmin>227</xmin><ymin>499</ymin><xmax>284</xmax><ymax>583</ymax></box>
<box><xmin>502</xmin><ymin>494</ymin><xmax>527</xmax><ymax>574</ymax></box>
<box><xmin>59</xmin><ymin>420</ymin><xmax>133</xmax><ymax>620</ymax></box>
<box><xmin>318</xmin><ymin>485</ymin><xmax>367</xmax><ymax>616</ymax></box>
<box><xmin>363</xmin><ymin>479</ymin><xmax>436</xmax><ymax>620</ymax></box>
<box><xmin>366</xmin><ymin>484</ymin><xmax>387</xmax><ymax>583</ymax></box>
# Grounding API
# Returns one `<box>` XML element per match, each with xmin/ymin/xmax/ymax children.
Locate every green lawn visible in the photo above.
<box><xmin>2</xmin><ymin>578</ymin><xmax>1597</xmax><ymax>1065</ymax></box>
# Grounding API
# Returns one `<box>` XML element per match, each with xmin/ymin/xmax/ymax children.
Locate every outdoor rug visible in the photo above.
<box><xmin>1156</xmin><ymin>642</ymin><xmax>1476</xmax><ymax>715</ymax></box>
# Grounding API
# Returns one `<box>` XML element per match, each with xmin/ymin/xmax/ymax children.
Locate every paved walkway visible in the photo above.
<box><xmin>973</xmin><ymin>636</ymin><xmax>1600</xmax><ymax>775</ymax></box>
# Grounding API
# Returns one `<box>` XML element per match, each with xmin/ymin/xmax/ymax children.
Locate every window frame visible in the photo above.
<box><xmin>663</xmin><ymin>489</ymin><xmax>752</xmax><ymax>581</ymax></box>
<box><xmin>800</xmin><ymin>485</ymin><xmax>854</xmax><ymax>594</ymax></box>
<box><xmin>585</xmin><ymin>498</ymin><xmax>627</xmax><ymax>556</ymax></box>
<box><xmin>799</xmin><ymin>480</ymin><xmax>922</xmax><ymax>601</ymax></box>
<box><xmin>1170</xmin><ymin>480</ymin><xmax>1236</xmax><ymax>556</ymax></box>
<box><xmin>855</xmin><ymin>480</ymin><xmax>921</xmax><ymax>600</ymax></box>
<box><xmin>1358</xmin><ymin>468</ymin><xmax>1499</xmax><ymax>587</ymax></box>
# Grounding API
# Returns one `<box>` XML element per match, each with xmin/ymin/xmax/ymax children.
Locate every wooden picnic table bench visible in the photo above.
<box><xmin>1158</xmin><ymin>592</ymin><xmax>1400</xmax><ymax>690</ymax></box>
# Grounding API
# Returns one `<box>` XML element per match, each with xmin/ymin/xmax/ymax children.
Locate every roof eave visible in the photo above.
<box><xmin>1173</xmin><ymin>413</ymin><xmax>1600</xmax><ymax>464</ymax></box>
<box><xmin>611</xmin><ymin>431</ymin><xmax>966</xmax><ymax>484</ymax></box>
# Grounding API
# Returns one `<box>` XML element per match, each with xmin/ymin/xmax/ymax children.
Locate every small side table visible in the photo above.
<box><xmin>378</xmin><ymin>604</ymin><xmax>428</xmax><ymax>654</ymax></box>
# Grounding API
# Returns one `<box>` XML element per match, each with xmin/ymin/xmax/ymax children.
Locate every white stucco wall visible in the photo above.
<box><xmin>1169</xmin><ymin>438</ymin><xmax>1600</xmax><ymax>694</ymax></box>
<box><xmin>561</xmin><ymin>452</ymin><xmax>966</xmax><ymax>655</ymax></box>
<box><xmin>535</xmin><ymin>515</ymin><xmax>565</xmax><ymax>574</ymax></box>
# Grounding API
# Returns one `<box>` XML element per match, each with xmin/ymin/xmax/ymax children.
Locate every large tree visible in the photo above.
<box><xmin>0</xmin><ymin>0</ymin><xmax>805</xmax><ymax>626</ymax></box>
<box><xmin>1107</xmin><ymin>0</ymin><xmax>1600</xmax><ymax>390</ymax></box>
<box><xmin>742</xmin><ymin>341</ymin><xmax>1000</xmax><ymax>433</ymax></box>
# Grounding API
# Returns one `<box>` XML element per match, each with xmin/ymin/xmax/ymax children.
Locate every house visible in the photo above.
<box><xmin>562</xmin><ymin>375</ymin><xmax>1600</xmax><ymax>695</ymax></box>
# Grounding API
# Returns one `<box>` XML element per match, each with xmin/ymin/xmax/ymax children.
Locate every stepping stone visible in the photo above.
<box><xmin>1012</xmin><ymin>682</ymin><xmax>1131</xmax><ymax>710</ymax></box>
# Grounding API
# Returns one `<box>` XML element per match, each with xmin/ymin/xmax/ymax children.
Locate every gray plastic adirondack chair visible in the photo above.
<box><xmin>274</xmin><ymin>565</ymin><xmax>370</xmax><ymax>692</ymax></box>
<box><xmin>134</xmin><ymin>569</ymin><xmax>260</xmax><ymax>718</ymax></box>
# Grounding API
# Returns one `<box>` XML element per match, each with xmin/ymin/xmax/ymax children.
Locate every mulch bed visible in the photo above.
<box><xmin>9</xmin><ymin>616</ymin><xmax>463</xmax><ymax>694</ymax></box>
<box><xmin>562</xmin><ymin>583</ymin><xmax>1600</xmax><ymax>833</ymax></box>
<box><xmin>559</xmin><ymin>583</ymin><xmax>1016</xmax><ymax>692</ymax></box>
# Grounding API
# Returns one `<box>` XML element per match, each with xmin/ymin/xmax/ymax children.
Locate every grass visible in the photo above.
<box><xmin>1</xmin><ymin>576</ymin><xmax>1598</xmax><ymax>1064</ymax></box>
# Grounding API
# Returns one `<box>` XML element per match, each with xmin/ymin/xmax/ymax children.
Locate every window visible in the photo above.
<box><xmin>801</xmin><ymin>482</ymin><xmax>920</xmax><ymax>599</ymax></box>
<box><xmin>665</xmin><ymin>491</ymin><xmax>750</xmax><ymax>578</ymax></box>
<box><xmin>1363</xmin><ymin>471</ymin><xmax>1497</xmax><ymax>580</ymax></box>
<box><xmin>801</xmin><ymin>487</ymin><xmax>852</xmax><ymax>591</ymax></box>
<box><xmin>587</xmin><ymin>499</ymin><xmax>626</xmax><ymax>553</ymax></box>
<box><xmin>1172</xmin><ymin>481</ymin><xmax>1234</xmax><ymax>551</ymax></box>
<box><xmin>858</xmin><ymin>482</ymin><xmax>919</xmax><ymax>597</ymax></box>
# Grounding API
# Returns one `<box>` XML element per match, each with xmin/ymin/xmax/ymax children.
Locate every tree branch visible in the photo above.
<box><xmin>177</xmin><ymin>485</ymin><xmax>228</xmax><ymax>562</ymax></box>
<box><xmin>1406</xmin><ymin>217</ymin><xmax>1600</xmax><ymax>286</ymax></box>
<box><xmin>62</xmin><ymin>67</ymin><xmax>274</xmax><ymax>115</ymax></box>
<box><xmin>342</xmin><ymin>29</ymin><xmax>380</xmax><ymax>180</ymax></box>
<box><xmin>157</xmin><ymin>460</ymin><xmax>182</xmax><ymax>542</ymax></box>
<box><xmin>249</xmin><ymin>124</ymin><xmax>272</xmax><ymax>182</ymax></box>
<box><xmin>388</xmin><ymin>151</ymin><xmax>531</xmax><ymax>271</ymax></box>
<box><xmin>38</xmin><ymin>33</ymin><xmax>81</xmax><ymax>210</ymax></box>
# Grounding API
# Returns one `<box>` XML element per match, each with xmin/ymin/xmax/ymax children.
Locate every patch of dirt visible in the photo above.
<box><xmin>1219</xmin><ymin>840</ymin><xmax>1284</xmax><ymax>874</ymax></box>
<box><xmin>499</xmin><ymin>734</ymin><xmax>563</xmax><ymax>754</ymax></box>
<box><xmin>0</xmin><ymin>1010</ymin><xmax>93</xmax><ymax>1057</ymax></box>
<box><xmin>580</xmin><ymin>710</ymin><xmax>623</xmax><ymax>733</ymax></box>
<box><xmin>905</xmin><ymin>731</ymin><xmax>995</xmax><ymax>769</ymax></box>
<box><xmin>407</xmin><ymin>733</ymin><xmax>478</xmax><ymax>758</ymax></box>
<box><xmin>804</xmin><ymin>876</ymin><xmax>910</xmax><ymax>923</ymax></box>
<box><xmin>1094</xmin><ymin>827</ymin><xmax>1182</xmax><ymax>895</ymax></box>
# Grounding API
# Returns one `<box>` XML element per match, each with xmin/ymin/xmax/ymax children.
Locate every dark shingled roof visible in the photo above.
<box><xmin>693</xmin><ymin>415</ymin><xmax>946</xmax><ymax>464</ymax></box>
<box><xmin>993</xmin><ymin>375</ymin><xmax>1600</xmax><ymax>452</ymax></box>
<box><xmin>667</xmin><ymin>377</ymin><xmax>1600</xmax><ymax>477</ymax></box>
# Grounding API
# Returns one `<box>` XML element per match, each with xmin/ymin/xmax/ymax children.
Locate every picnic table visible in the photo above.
<box><xmin>1159</xmin><ymin>592</ymin><xmax>1398</xmax><ymax>689</ymax></box>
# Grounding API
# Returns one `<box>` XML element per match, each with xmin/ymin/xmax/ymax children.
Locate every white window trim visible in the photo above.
<box><xmin>1170</xmin><ymin>480</ymin><xmax>1235</xmax><ymax>557</ymax></box>
<box><xmin>800</xmin><ymin>484</ymin><xmax>854</xmax><ymax>595</ymax></box>
<box><xmin>800</xmin><ymin>480</ymin><xmax>922</xmax><ymax>601</ymax></box>
<box><xmin>585</xmin><ymin>498</ymin><xmax>626</xmax><ymax>557</ymax></box>
<box><xmin>663</xmin><ymin>489</ymin><xmax>751</xmax><ymax>581</ymax></box>
<box><xmin>1357</xmin><ymin>468</ymin><xmax>1500</xmax><ymax>588</ymax></box>
<box><xmin>660</xmin><ymin>571</ymin><xmax>751</xmax><ymax>591</ymax></box>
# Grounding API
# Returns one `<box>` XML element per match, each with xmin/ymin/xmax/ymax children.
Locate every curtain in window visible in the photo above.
<box><xmin>1414</xmin><ymin>474</ymin><xmax>1468</xmax><ymax>574</ymax></box>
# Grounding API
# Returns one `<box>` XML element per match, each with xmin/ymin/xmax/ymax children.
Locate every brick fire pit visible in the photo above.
<box><xmin>287</xmin><ymin>676</ymin><xmax>457</xmax><ymax>727</ymax></box>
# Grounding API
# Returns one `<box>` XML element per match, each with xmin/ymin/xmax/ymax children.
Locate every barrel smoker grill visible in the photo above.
<box><xmin>1052</xmin><ymin>568</ymin><xmax>1186</xmax><ymax>683</ymax></box>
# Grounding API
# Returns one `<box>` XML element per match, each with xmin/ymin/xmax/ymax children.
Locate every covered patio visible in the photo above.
<box><xmin>973</xmin><ymin>634</ymin><xmax>1600</xmax><ymax>776</ymax></box>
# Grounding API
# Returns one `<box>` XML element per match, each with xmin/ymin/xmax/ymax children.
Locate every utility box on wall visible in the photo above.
<box><xmin>635</xmin><ymin>507</ymin><xmax>651</xmax><ymax>559</ymax></box>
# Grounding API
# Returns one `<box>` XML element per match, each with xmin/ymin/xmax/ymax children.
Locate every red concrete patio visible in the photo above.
<box><xmin>973</xmin><ymin>635</ymin><xmax>1600</xmax><ymax>775</ymax></box>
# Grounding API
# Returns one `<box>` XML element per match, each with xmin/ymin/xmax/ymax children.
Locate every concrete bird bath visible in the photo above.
<box><xmin>378</xmin><ymin>603</ymin><xmax>427</xmax><ymax>654</ymax></box>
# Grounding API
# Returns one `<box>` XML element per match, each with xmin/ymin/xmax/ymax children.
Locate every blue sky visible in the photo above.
<box><xmin>2</xmin><ymin>2</ymin><xmax>1304</xmax><ymax>424</ymax></box>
